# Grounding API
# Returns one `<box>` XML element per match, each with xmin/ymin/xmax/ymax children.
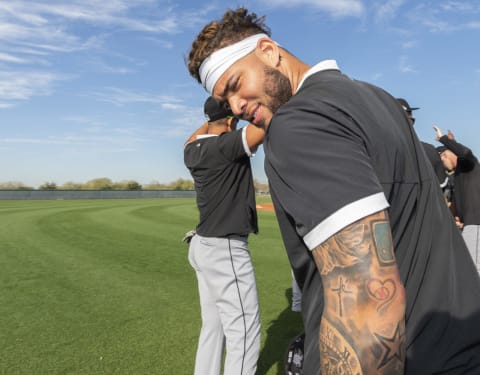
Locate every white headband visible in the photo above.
<box><xmin>199</xmin><ymin>33</ymin><xmax>270</xmax><ymax>94</ymax></box>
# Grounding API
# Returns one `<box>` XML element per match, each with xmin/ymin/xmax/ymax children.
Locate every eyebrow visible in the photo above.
<box><xmin>219</xmin><ymin>75</ymin><xmax>236</xmax><ymax>99</ymax></box>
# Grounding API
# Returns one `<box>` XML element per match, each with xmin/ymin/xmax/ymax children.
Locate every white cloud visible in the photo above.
<box><xmin>398</xmin><ymin>55</ymin><xmax>417</xmax><ymax>73</ymax></box>
<box><xmin>0</xmin><ymin>133</ymin><xmax>146</xmax><ymax>147</ymax></box>
<box><xmin>401</xmin><ymin>40</ymin><xmax>418</xmax><ymax>49</ymax></box>
<box><xmin>261</xmin><ymin>0</ymin><xmax>364</xmax><ymax>17</ymax></box>
<box><xmin>0</xmin><ymin>3</ymin><xmax>48</xmax><ymax>26</ymax></box>
<box><xmin>63</xmin><ymin>116</ymin><xmax>107</xmax><ymax>129</ymax></box>
<box><xmin>0</xmin><ymin>1</ymin><xmax>180</xmax><ymax>35</ymax></box>
<box><xmin>0</xmin><ymin>22</ymin><xmax>92</xmax><ymax>55</ymax></box>
<box><xmin>85</xmin><ymin>58</ymin><xmax>135</xmax><ymax>74</ymax></box>
<box><xmin>0</xmin><ymin>52</ymin><xmax>29</xmax><ymax>63</ymax></box>
<box><xmin>440</xmin><ymin>1</ymin><xmax>479</xmax><ymax>13</ymax></box>
<box><xmin>161</xmin><ymin>103</ymin><xmax>188</xmax><ymax>110</ymax></box>
<box><xmin>8</xmin><ymin>46</ymin><xmax>50</xmax><ymax>56</ymax></box>
<box><xmin>88</xmin><ymin>87</ymin><xmax>183</xmax><ymax>107</ymax></box>
<box><xmin>0</xmin><ymin>1</ymin><xmax>183</xmax><ymax>63</ymax></box>
<box><xmin>0</xmin><ymin>137</ymin><xmax>66</xmax><ymax>145</ymax></box>
<box><xmin>0</xmin><ymin>71</ymin><xmax>63</xmax><ymax>102</ymax></box>
<box><xmin>375</xmin><ymin>0</ymin><xmax>405</xmax><ymax>23</ymax></box>
<box><xmin>420</xmin><ymin>18</ymin><xmax>454</xmax><ymax>32</ymax></box>
<box><xmin>408</xmin><ymin>2</ymin><xmax>480</xmax><ymax>33</ymax></box>
<box><xmin>0</xmin><ymin>1</ymin><xmax>192</xmax><ymax>108</ymax></box>
<box><xmin>466</xmin><ymin>21</ymin><xmax>480</xmax><ymax>29</ymax></box>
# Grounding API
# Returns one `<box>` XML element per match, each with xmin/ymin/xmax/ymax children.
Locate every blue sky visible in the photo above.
<box><xmin>1</xmin><ymin>0</ymin><xmax>479</xmax><ymax>188</ymax></box>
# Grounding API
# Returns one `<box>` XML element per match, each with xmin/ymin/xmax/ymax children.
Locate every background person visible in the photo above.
<box><xmin>184</xmin><ymin>96</ymin><xmax>265</xmax><ymax>375</ymax></box>
<box><xmin>291</xmin><ymin>271</ymin><xmax>302</xmax><ymax>313</ymax></box>
<box><xmin>186</xmin><ymin>8</ymin><xmax>480</xmax><ymax>375</ymax></box>
<box><xmin>397</xmin><ymin>98</ymin><xmax>446</xmax><ymax>185</ymax></box>
<box><xmin>435</xmin><ymin>126</ymin><xmax>480</xmax><ymax>273</ymax></box>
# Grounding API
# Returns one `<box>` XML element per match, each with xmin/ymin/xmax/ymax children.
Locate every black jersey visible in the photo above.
<box><xmin>184</xmin><ymin>129</ymin><xmax>258</xmax><ymax>237</ymax></box>
<box><xmin>421</xmin><ymin>141</ymin><xmax>447</xmax><ymax>184</ymax></box>
<box><xmin>264</xmin><ymin>67</ymin><xmax>480</xmax><ymax>374</ymax></box>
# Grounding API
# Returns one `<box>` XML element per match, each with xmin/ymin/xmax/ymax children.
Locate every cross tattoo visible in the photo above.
<box><xmin>331</xmin><ymin>277</ymin><xmax>352</xmax><ymax>317</ymax></box>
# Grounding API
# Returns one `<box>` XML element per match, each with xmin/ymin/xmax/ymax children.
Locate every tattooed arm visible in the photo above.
<box><xmin>312</xmin><ymin>210</ymin><xmax>406</xmax><ymax>374</ymax></box>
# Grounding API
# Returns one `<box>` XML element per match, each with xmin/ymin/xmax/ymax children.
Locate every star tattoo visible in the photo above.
<box><xmin>374</xmin><ymin>324</ymin><xmax>405</xmax><ymax>369</ymax></box>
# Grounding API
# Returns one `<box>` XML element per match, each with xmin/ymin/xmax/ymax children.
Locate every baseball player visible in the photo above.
<box><xmin>184</xmin><ymin>96</ymin><xmax>265</xmax><ymax>375</ymax></box>
<box><xmin>186</xmin><ymin>8</ymin><xmax>480</xmax><ymax>374</ymax></box>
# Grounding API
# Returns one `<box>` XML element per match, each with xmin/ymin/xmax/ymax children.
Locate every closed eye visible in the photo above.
<box><xmin>221</xmin><ymin>76</ymin><xmax>239</xmax><ymax>99</ymax></box>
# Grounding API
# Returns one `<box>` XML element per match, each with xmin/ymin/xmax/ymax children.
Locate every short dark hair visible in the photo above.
<box><xmin>186</xmin><ymin>7</ymin><xmax>270</xmax><ymax>83</ymax></box>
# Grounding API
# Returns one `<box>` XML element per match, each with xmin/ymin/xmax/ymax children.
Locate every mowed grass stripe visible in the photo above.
<box><xmin>0</xmin><ymin>198</ymin><xmax>302</xmax><ymax>374</ymax></box>
<box><xmin>1</xmin><ymin>199</ymin><xmax>198</xmax><ymax>374</ymax></box>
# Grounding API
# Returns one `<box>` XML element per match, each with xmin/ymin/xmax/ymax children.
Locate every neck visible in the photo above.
<box><xmin>280</xmin><ymin>52</ymin><xmax>311</xmax><ymax>94</ymax></box>
<box><xmin>207</xmin><ymin>122</ymin><xmax>229</xmax><ymax>135</ymax></box>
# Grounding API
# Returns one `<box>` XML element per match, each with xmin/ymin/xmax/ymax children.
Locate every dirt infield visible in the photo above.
<box><xmin>256</xmin><ymin>202</ymin><xmax>275</xmax><ymax>212</ymax></box>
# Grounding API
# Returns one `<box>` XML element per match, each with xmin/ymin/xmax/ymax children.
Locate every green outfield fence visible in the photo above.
<box><xmin>0</xmin><ymin>190</ymin><xmax>196</xmax><ymax>200</ymax></box>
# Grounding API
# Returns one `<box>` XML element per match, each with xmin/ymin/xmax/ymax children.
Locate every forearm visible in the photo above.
<box><xmin>320</xmin><ymin>298</ymin><xmax>405</xmax><ymax>374</ymax></box>
<box><xmin>245</xmin><ymin>123</ymin><xmax>266</xmax><ymax>152</ymax></box>
<box><xmin>313</xmin><ymin>210</ymin><xmax>406</xmax><ymax>374</ymax></box>
<box><xmin>439</xmin><ymin>135</ymin><xmax>476</xmax><ymax>162</ymax></box>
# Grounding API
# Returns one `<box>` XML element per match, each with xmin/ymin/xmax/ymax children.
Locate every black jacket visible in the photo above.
<box><xmin>439</xmin><ymin>135</ymin><xmax>480</xmax><ymax>225</ymax></box>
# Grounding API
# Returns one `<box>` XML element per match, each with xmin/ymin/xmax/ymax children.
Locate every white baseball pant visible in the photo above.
<box><xmin>463</xmin><ymin>225</ymin><xmax>480</xmax><ymax>274</ymax></box>
<box><xmin>188</xmin><ymin>234</ymin><xmax>261</xmax><ymax>375</ymax></box>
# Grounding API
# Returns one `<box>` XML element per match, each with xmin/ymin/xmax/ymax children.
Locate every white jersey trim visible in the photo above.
<box><xmin>186</xmin><ymin>130</ymin><xmax>253</xmax><ymax>157</ymax></box>
<box><xmin>184</xmin><ymin>133</ymin><xmax>216</xmax><ymax>148</ymax></box>
<box><xmin>242</xmin><ymin>126</ymin><xmax>254</xmax><ymax>157</ymax></box>
<box><xmin>196</xmin><ymin>134</ymin><xmax>217</xmax><ymax>139</ymax></box>
<box><xmin>296</xmin><ymin>59</ymin><xmax>340</xmax><ymax>94</ymax></box>
<box><xmin>303</xmin><ymin>192</ymin><xmax>389</xmax><ymax>250</ymax></box>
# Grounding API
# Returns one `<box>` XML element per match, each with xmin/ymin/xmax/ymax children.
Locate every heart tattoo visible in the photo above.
<box><xmin>367</xmin><ymin>278</ymin><xmax>396</xmax><ymax>311</ymax></box>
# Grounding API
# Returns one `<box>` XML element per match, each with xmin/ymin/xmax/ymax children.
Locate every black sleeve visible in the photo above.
<box><xmin>267</xmin><ymin>101</ymin><xmax>388</xmax><ymax>248</ymax></box>
<box><xmin>439</xmin><ymin>135</ymin><xmax>477</xmax><ymax>172</ymax></box>
<box><xmin>216</xmin><ymin>129</ymin><xmax>248</xmax><ymax>161</ymax></box>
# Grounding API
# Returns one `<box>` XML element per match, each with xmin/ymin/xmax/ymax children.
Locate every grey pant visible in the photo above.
<box><xmin>291</xmin><ymin>270</ymin><xmax>302</xmax><ymax>312</ymax></box>
<box><xmin>463</xmin><ymin>225</ymin><xmax>480</xmax><ymax>274</ymax></box>
<box><xmin>188</xmin><ymin>234</ymin><xmax>261</xmax><ymax>375</ymax></box>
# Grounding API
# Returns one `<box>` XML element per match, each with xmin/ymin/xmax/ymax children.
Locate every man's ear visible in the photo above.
<box><xmin>254</xmin><ymin>38</ymin><xmax>280</xmax><ymax>67</ymax></box>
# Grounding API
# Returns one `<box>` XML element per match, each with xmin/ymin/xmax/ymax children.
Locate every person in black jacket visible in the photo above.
<box><xmin>397</xmin><ymin>98</ymin><xmax>446</xmax><ymax>185</ymax></box>
<box><xmin>435</xmin><ymin>126</ymin><xmax>480</xmax><ymax>273</ymax></box>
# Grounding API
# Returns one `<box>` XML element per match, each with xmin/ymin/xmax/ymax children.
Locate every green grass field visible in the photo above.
<box><xmin>0</xmin><ymin>198</ymin><xmax>303</xmax><ymax>374</ymax></box>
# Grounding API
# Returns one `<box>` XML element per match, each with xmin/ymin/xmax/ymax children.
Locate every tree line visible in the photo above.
<box><xmin>0</xmin><ymin>178</ymin><xmax>270</xmax><ymax>192</ymax></box>
<box><xmin>0</xmin><ymin>178</ymin><xmax>193</xmax><ymax>191</ymax></box>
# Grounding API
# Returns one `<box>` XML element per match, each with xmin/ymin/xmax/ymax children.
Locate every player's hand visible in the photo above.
<box><xmin>433</xmin><ymin>126</ymin><xmax>443</xmax><ymax>141</ymax></box>
<box><xmin>447</xmin><ymin>130</ymin><xmax>455</xmax><ymax>140</ymax></box>
<box><xmin>182</xmin><ymin>229</ymin><xmax>196</xmax><ymax>244</ymax></box>
<box><xmin>455</xmin><ymin>216</ymin><xmax>464</xmax><ymax>230</ymax></box>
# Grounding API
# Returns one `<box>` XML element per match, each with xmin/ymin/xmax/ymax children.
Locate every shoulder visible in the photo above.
<box><xmin>217</xmin><ymin>128</ymin><xmax>243</xmax><ymax>146</ymax></box>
